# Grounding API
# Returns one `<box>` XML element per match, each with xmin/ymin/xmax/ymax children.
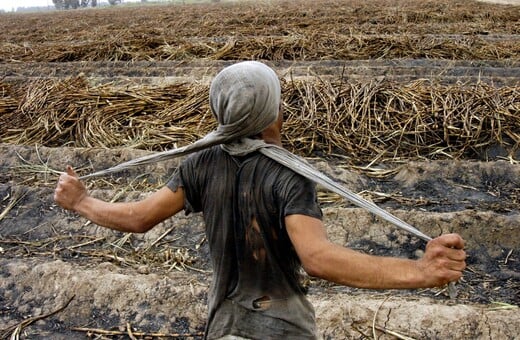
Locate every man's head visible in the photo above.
<box><xmin>209</xmin><ymin>61</ymin><xmax>281</xmax><ymax>141</ymax></box>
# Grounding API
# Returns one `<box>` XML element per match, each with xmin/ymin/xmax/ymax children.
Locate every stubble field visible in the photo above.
<box><xmin>0</xmin><ymin>0</ymin><xmax>519</xmax><ymax>339</ymax></box>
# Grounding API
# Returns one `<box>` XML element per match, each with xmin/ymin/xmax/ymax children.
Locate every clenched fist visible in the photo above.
<box><xmin>54</xmin><ymin>165</ymin><xmax>88</xmax><ymax>211</ymax></box>
<box><xmin>417</xmin><ymin>233</ymin><xmax>466</xmax><ymax>287</ymax></box>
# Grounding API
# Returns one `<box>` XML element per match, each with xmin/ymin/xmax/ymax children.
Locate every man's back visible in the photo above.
<box><xmin>168</xmin><ymin>146</ymin><xmax>322</xmax><ymax>339</ymax></box>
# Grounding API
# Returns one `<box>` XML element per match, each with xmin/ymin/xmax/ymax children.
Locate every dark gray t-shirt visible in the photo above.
<box><xmin>167</xmin><ymin>146</ymin><xmax>323</xmax><ymax>340</ymax></box>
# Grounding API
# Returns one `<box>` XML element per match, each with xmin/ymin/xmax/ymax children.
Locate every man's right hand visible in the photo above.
<box><xmin>417</xmin><ymin>233</ymin><xmax>467</xmax><ymax>287</ymax></box>
<box><xmin>54</xmin><ymin>165</ymin><xmax>88</xmax><ymax>211</ymax></box>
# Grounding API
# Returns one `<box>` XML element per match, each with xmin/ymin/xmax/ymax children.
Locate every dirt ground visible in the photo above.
<box><xmin>0</xmin><ymin>144</ymin><xmax>518</xmax><ymax>339</ymax></box>
<box><xmin>1</xmin><ymin>0</ymin><xmax>519</xmax><ymax>339</ymax></box>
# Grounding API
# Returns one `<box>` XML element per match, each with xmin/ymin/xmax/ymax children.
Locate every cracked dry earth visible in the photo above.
<box><xmin>0</xmin><ymin>144</ymin><xmax>519</xmax><ymax>339</ymax></box>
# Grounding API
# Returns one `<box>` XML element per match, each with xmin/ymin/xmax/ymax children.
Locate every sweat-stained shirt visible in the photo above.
<box><xmin>167</xmin><ymin>145</ymin><xmax>323</xmax><ymax>340</ymax></box>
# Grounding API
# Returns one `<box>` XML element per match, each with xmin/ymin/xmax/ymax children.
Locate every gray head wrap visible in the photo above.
<box><xmin>209</xmin><ymin>61</ymin><xmax>281</xmax><ymax>155</ymax></box>
<box><xmin>80</xmin><ymin>61</ymin><xmax>432</xmax><ymax>243</ymax></box>
<box><xmin>210</xmin><ymin>60</ymin><xmax>280</xmax><ymax>140</ymax></box>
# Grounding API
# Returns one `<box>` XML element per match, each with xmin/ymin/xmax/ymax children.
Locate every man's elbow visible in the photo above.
<box><xmin>127</xmin><ymin>219</ymin><xmax>156</xmax><ymax>233</ymax></box>
<box><xmin>122</xmin><ymin>211</ymin><xmax>156</xmax><ymax>233</ymax></box>
<box><xmin>300</xmin><ymin>255</ymin><xmax>326</xmax><ymax>279</ymax></box>
<box><xmin>120</xmin><ymin>202</ymin><xmax>160</xmax><ymax>233</ymax></box>
<box><xmin>298</xmin><ymin>243</ymin><xmax>340</xmax><ymax>280</ymax></box>
<box><xmin>302</xmin><ymin>264</ymin><xmax>321</xmax><ymax>278</ymax></box>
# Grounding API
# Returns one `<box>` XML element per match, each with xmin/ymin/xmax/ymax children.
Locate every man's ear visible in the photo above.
<box><xmin>277</xmin><ymin>106</ymin><xmax>284</xmax><ymax>130</ymax></box>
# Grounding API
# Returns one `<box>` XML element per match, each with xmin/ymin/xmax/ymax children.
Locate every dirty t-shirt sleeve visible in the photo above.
<box><xmin>279</xmin><ymin>171</ymin><xmax>323</xmax><ymax>221</ymax></box>
<box><xmin>165</xmin><ymin>154</ymin><xmax>202</xmax><ymax>215</ymax></box>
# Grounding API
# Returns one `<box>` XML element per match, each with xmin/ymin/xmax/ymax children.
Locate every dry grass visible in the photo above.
<box><xmin>1</xmin><ymin>76</ymin><xmax>518</xmax><ymax>165</ymax></box>
<box><xmin>0</xmin><ymin>0</ymin><xmax>519</xmax><ymax>63</ymax></box>
<box><xmin>0</xmin><ymin>231</ymin><xmax>201</xmax><ymax>273</ymax></box>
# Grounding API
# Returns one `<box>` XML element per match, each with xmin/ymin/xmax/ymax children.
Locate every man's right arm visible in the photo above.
<box><xmin>285</xmin><ymin>214</ymin><xmax>466</xmax><ymax>289</ymax></box>
<box><xmin>54</xmin><ymin>166</ymin><xmax>184</xmax><ymax>233</ymax></box>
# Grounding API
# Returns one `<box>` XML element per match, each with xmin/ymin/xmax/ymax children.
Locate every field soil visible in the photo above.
<box><xmin>1</xmin><ymin>145</ymin><xmax>519</xmax><ymax>339</ymax></box>
<box><xmin>1</xmin><ymin>0</ymin><xmax>519</xmax><ymax>339</ymax></box>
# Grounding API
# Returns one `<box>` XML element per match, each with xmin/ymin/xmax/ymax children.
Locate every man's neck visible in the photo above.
<box><xmin>260</xmin><ymin>132</ymin><xmax>282</xmax><ymax>147</ymax></box>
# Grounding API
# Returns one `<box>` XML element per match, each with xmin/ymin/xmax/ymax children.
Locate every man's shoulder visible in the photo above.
<box><xmin>253</xmin><ymin>153</ymin><xmax>316</xmax><ymax>189</ymax></box>
<box><xmin>186</xmin><ymin>145</ymin><xmax>227</xmax><ymax>164</ymax></box>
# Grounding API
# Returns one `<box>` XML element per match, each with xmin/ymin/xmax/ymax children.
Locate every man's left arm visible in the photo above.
<box><xmin>285</xmin><ymin>214</ymin><xmax>466</xmax><ymax>289</ymax></box>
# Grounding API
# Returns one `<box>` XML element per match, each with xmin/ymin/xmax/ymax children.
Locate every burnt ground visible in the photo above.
<box><xmin>0</xmin><ymin>144</ymin><xmax>518</xmax><ymax>339</ymax></box>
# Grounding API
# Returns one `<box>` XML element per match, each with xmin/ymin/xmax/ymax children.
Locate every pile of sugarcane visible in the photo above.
<box><xmin>1</xmin><ymin>77</ymin><xmax>518</xmax><ymax>164</ymax></box>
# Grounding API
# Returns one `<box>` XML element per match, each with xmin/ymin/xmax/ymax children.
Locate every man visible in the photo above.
<box><xmin>54</xmin><ymin>61</ymin><xmax>466</xmax><ymax>339</ymax></box>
